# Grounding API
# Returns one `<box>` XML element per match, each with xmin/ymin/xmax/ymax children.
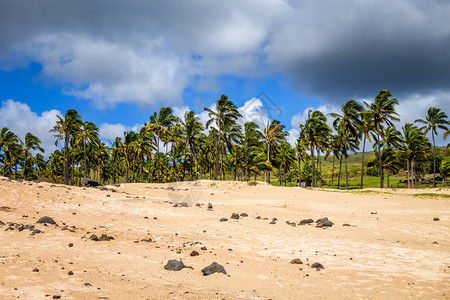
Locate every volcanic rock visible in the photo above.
<box><xmin>164</xmin><ymin>260</ymin><xmax>193</xmax><ymax>271</ymax></box>
<box><xmin>36</xmin><ymin>216</ymin><xmax>56</xmax><ymax>225</ymax></box>
<box><xmin>299</xmin><ymin>219</ymin><xmax>314</xmax><ymax>225</ymax></box>
<box><xmin>201</xmin><ymin>262</ymin><xmax>227</xmax><ymax>276</ymax></box>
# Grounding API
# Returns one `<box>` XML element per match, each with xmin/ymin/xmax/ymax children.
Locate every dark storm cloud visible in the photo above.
<box><xmin>0</xmin><ymin>0</ymin><xmax>449</xmax><ymax>107</ymax></box>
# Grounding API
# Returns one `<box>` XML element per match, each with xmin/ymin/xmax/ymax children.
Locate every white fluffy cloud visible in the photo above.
<box><xmin>98</xmin><ymin>122</ymin><xmax>144</xmax><ymax>143</ymax></box>
<box><xmin>0</xmin><ymin>99</ymin><xmax>61</xmax><ymax>155</ymax></box>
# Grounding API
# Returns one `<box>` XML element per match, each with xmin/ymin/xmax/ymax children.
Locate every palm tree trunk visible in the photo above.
<box><xmin>406</xmin><ymin>157</ymin><xmax>410</xmax><ymax>189</ymax></box>
<box><xmin>84</xmin><ymin>137</ymin><xmax>87</xmax><ymax>177</ymax></box>
<box><xmin>360</xmin><ymin>136</ymin><xmax>366</xmax><ymax>189</ymax></box>
<box><xmin>266</xmin><ymin>144</ymin><xmax>271</xmax><ymax>183</ymax></box>
<box><xmin>432</xmin><ymin>131</ymin><xmax>436</xmax><ymax>187</ymax></box>
<box><xmin>317</xmin><ymin>147</ymin><xmax>322</xmax><ymax>187</ymax></box>
<box><xmin>156</xmin><ymin>135</ymin><xmax>160</xmax><ymax>182</ymax></box>
<box><xmin>345</xmin><ymin>151</ymin><xmax>349</xmax><ymax>190</ymax></box>
<box><xmin>310</xmin><ymin>144</ymin><xmax>316</xmax><ymax>187</ymax></box>
<box><xmin>331</xmin><ymin>155</ymin><xmax>335</xmax><ymax>187</ymax></box>
<box><xmin>23</xmin><ymin>150</ymin><xmax>27</xmax><ymax>180</ymax></box>
<box><xmin>387</xmin><ymin>170</ymin><xmax>390</xmax><ymax>188</ymax></box>
<box><xmin>64</xmin><ymin>136</ymin><xmax>69</xmax><ymax>185</ymax></box>
<box><xmin>338</xmin><ymin>155</ymin><xmax>343</xmax><ymax>189</ymax></box>
<box><xmin>376</xmin><ymin>124</ymin><xmax>383</xmax><ymax>188</ymax></box>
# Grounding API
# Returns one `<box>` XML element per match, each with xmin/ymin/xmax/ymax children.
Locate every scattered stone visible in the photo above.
<box><xmin>195</xmin><ymin>203</ymin><xmax>201</xmax><ymax>207</ymax></box>
<box><xmin>81</xmin><ymin>178</ymin><xmax>99</xmax><ymax>187</ymax></box>
<box><xmin>255</xmin><ymin>216</ymin><xmax>261</xmax><ymax>219</ymax></box>
<box><xmin>290</xmin><ymin>258</ymin><xmax>303</xmax><ymax>264</ymax></box>
<box><xmin>201</xmin><ymin>262</ymin><xmax>227</xmax><ymax>276</ymax></box>
<box><xmin>140</xmin><ymin>238</ymin><xmax>152</xmax><ymax>242</ymax></box>
<box><xmin>311</xmin><ymin>262</ymin><xmax>324</xmax><ymax>269</ymax></box>
<box><xmin>200</xmin><ymin>246</ymin><xmax>207</xmax><ymax>251</ymax></box>
<box><xmin>0</xmin><ymin>220</ymin><xmax>5</xmax><ymax>226</ymax></box>
<box><xmin>315</xmin><ymin>217</ymin><xmax>334</xmax><ymax>228</ymax></box>
<box><xmin>272</xmin><ymin>218</ymin><xmax>278</xmax><ymax>222</ymax></box>
<box><xmin>83</xmin><ymin>283</ymin><xmax>92</xmax><ymax>287</ymax></box>
<box><xmin>299</xmin><ymin>219</ymin><xmax>314</xmax><ymax>225</ymax></box>
<box><xmin>68</xmin><ymin>243</ymin><xmax>73</xmax><ymax>247</ymax></box>
<box><xmin>98</xmin><ymin>234</ymin><xmax>114</xmax><ymax>241</ymax></box>
<box><xmin>433</xmin><ymin>217</ymin><xmax>440</xmax><ymax>221</ymax></box>
<box><xmin>231</xmin><ymin>213</ymin><xmax>240</xmax><ymax>220</ymax></box>
<box><xmin>32</xmin><ymin>268</ymin><xmax>39</xmax><ymax>272</ymax></box>
<box><xmin>164</xmin><ymin>260</ymin><xmax>193</xmax><ymax>271</ymax></box>
<box><xmin>0</xmin><ymin>206</ymin><xmax>11</xmax><ymax>210</ymax></box>
<box><xmin>52</xmin><ymin>296</ymin><xmax>61</xmax><ymax>299</ymax></box>
<box><xmin>433</xmin><ymin>241</ymin><xmax>438</xmax><ymax>244</ymax></box>
<box><xmin>179</xmin><ymin>203</ymin><xmax>188</xmax><ymax>208</ymax></box>
<box><xmin>371</xmin><ymin>211</ymin><xmax>377</xmax><ymax>214</ymax></box>
<box><xmin>5</xmin><ymin>226</ymin><xmax>14</xmax><ymax>231</ymax></box>
<box><xmin>343</xmin><ymin>224</ymin><xmax>351</xmax><ymax>226</ymax></box>
<box><xmin>220</xmin><ymin>218</ymin><xmax>228</xmax><ymax>222</ymax></box>
<box><xmin>240</xmin><ymin>213</ymin><xmax>248</xmax><ymax>217</ymax></box>
<box><xmin>190</xmin><ymin>250</ymin><xmax>200</xmax><ymax>256</ymax></box>
<box><xmin>89</xmin><ymin>234</ymin><xmax>99</xmax><ymax>241</ymax></box>
<box><xmin>68</xmin><ymin>271</ymin><xmax>74</xmax><ymax>275</ymax></box>
<box><xmin>207</xmin><ymin>203</ymin><xmax>213</xmax><ymax>210</ymax></box>
<box><xmin>36</xmin><ymin>216</ymin><xmax>56</xmax><ymax>225</ymax></box>
<box><xmin>269</xmin><ymin>221</ymin><xmax>276</xmax><ymax>225</ymax></box>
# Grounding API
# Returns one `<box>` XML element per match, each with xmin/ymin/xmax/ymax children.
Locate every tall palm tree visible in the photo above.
<box><xmin>0</xmin><ymin>127</ymin><xmax>19</xmax><ymax>176</ymax></box>
<box><xmin>364</xmin><ymin>90</ymin><xmax>399</xmax><ymax>188</ymax></box>
<box><xmin>329</xmin><ymin>99</ymin><xmax>363</xmax><ymax>189</ymax></box>
<box><xmin>50</xmin><ymin>109</ymin><xmax>82</xmax><ymax>185</ymax></box>
<box><xmin>356</xmin><ymin>111</ymin><xmax>374</xmax><ymax>188</ymax></box>
<box><xmin>205</xmin><ymin>95</ymin><xmax>242</xmax><ymax>180</ymax></box>
<box><xmin>262</xmin><ymin>119</ymin><xmax>287</xmax><ymax>183</ymax></box>
<box><xmin>380</xmin><ymin>127</ymin><xmax>402</xmax><ymax>187</ymax></box>
<box><xmin>147</xmin><ymin>107</ymin><xmax>176</xmax><ymax>182</ymax></box>
<box><xmin>278</xmin><ymin>141</ymin><xmax>296</xmax><ymax>186</ymax></box>
<box><xmin>415</xmin><ymin>107</ymin><xmax>449</xmax><ymax>187</ymax></box>
<box><xmin>21</xmin><ymin>133</ymin><xmax>44</xmax><ymax>179</ymax></box>
<box><xmin>180</xmin><ymin>110</ymin><xmax>204</xmax><ymax>180</ymax></box>
<box><xmin>300</xmin><ymin>109</ymin><xmax>330</xmax><ymax>187</ymax></box>
<box><xmin>242</xmin><ymin>122</ymin><xmax>262</xmax><ymax>181</ymax></box>
<box><xmin>77</xmin><ymin>121</ymin><xmax>99</xmax><ymax>178</ymax></box>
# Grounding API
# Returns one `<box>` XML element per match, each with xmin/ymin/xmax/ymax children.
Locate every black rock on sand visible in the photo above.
<box><xmin>201</xmin><ymin>262</ymin><xmax>227</xmax><ymax>275</ymax></box>
<box><xmin>36</xmin><ymin>216</ymin><xmax>56</xmax><ymax>225</ymax></box>
<box><xmin>164</xmin><ymin>260</ymin><xmax>194</xmax><ymax>271</ymax></box>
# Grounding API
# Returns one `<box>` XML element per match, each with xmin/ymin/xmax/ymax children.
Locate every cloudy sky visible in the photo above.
<box><xmin>1</xmin><ymin>0</ymin><xmax>449</xmax><ymax>154</ymax></box>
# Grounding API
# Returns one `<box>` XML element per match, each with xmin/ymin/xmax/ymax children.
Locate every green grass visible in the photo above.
<box><xmin>411</xmin><ymin>193</ymin><xmax>450</xmax><ymax>198</ymax></box>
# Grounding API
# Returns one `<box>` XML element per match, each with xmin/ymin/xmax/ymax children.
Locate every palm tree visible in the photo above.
<box><xmin>357</xmin><ymin>112</ymin><xmax>374</xmax><ymax>188</ymax></box>
<box><xmin>242</xmin><ymin>122</ymin><xmax>262</xmax><ymax>181</ymax></box>
<box><xmin>415</xmin><ymin>107</ymin><xmax>449</xmax><ymax>187</ymax></box>
<box><xmin>205</xmin><ymin>95</ymin><xmax>242</xmax><ymax>180</ymax></box>
<box><xmin>262</xmin><ymin>119</ymin><xmax>287</xmax><ymax>183</ymax></box>
<box><xmin>50</xmin><ymin>109</ymin><xmax>82</xmax><ymax>185</ymax></box>
<box><xmin>180</xmin><ymin>110</ymin><xmax>204</xmax><ymax>180</ymax></box>
<box><xmin>364</xmin><ymin>90</ymin><xmax>399</xmax><ymax>188</ymax></box>
<box><xmin>380</xmin><ymin>127</ymin><xmax>402</xmax><ymax>187</ymax></box>
<box><xmin>21</xmin><ymin>133</ymin><xmax>44</xmax><ymax>179</ymax></box>
<box><xmin>329</xmin><ymin>99</ymin><xmax>363</xmax><ymax>189</ymax></box>
<box><xmin>0</xmin><ymin>127</ymin><xmax>19</xmax><ymax>176</ymax></box>
<box><xmin>147</xmin><ymin>107</ymin><xmax>176</xmax><ymax>182</ymax></box>
<box><xmin>278</xmin><ymin>142</ymin><xmax>296</xmax><ymax>186</ymax></box>
<box><xmin>300</xmin><ymin>109</ymin><xmax>330</xmax><ymax>187</ymax></box>
<box><xmin>77</xmin><ymin>121</ymin><xmax>99</xmax><ymax>178</ymax></box>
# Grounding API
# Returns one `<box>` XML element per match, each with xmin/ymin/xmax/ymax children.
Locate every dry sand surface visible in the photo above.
<box><xmin>0</xmin><ymin>177</ymin><xmax>449</xmax><ymax>299</ymax></box>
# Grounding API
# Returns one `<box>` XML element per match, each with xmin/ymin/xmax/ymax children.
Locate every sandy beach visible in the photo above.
<box><xmin>0</xmin><ymin>177</ymin><xmax>449</xmax><ymax>299</ymax></box>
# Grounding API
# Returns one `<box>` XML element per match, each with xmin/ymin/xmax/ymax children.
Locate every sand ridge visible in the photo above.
<box><xmin>0</xmin><ymin>178</ymin><xmax>449</xmax><ymax>299</ymax></box>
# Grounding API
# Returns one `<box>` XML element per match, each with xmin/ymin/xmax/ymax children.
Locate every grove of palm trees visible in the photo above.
<box><xmin>1</xmin><ymin>90</ymin><xmax>449</xmax><ymax>189</ymax></box>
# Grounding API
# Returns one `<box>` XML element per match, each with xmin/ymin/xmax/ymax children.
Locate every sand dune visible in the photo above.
<box><xmin>0</xmin><ymin>178</ymin><xmax>449</xmax><ymax>299</ymax></box>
